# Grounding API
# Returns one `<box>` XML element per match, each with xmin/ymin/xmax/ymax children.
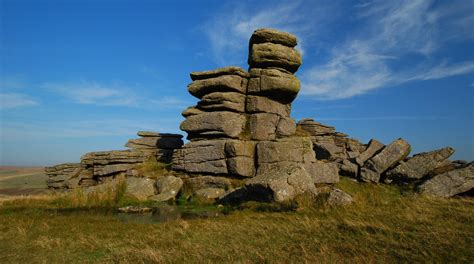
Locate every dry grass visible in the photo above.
<box><xmin>134</xmin><ymin>159</ymin><xmax>174</xmax><ymax>179</ymax></box>
<box><xmin>0</xmin><ymin>178</ymin><xmax>473</xmax><ymax>263</ymax></box>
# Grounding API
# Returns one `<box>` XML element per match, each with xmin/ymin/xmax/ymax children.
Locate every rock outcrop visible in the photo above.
<box><xmin>172</xmin><ymin>28</ymin><xmax>339</xmax><ymax>203</ymax></box>
<box><xmin>45</xmin><ymin>131</ymin><xmax>183</xmax><ymax>190</ymax></box>
<box><xmin>45</xmin><ymin>28</ymin><xmax>473</xmax><ymax>202</ymax></box>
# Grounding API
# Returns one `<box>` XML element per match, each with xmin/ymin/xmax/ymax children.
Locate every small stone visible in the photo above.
<box><xmin>327</xmin><ymin>188</ymin><xmax>353</xmax><ymax>206</ymax></box>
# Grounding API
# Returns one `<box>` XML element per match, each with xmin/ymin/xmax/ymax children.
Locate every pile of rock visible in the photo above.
<box><xmin>45</xmin><ymin>28</ymin><xmax>472</xmax><ymax>203</ymax></box>
<box><xmin>45</xmin><ymin>131</ymin><xmax>183</xmax><ymax>191</ymax></box>
<box><xmin>172</xmin><ymin>28</ymin><xmax>343</xmax><ymax>203</ymax></box>
<box><xmin>298</xmin><ymin>118</ymin><xmax>473</xmax><ymax>197</ymax></box>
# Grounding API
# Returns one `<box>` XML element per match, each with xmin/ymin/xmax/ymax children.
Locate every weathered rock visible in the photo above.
<box><xmin>297</xmin><ymin>119</ymin><xmax>336</xmax><ymax>136</ymax></box>
<box><xmin>355</xmin><ymin>139</ymin><xmax>385</xmax><ymax>166</ymax></box>
<box><xmin>198</xmin><ymin>92</ymin><xmax>246</xmax><ymax>112</ymax></box>
<box><xmin>125</xmin><ymin>177</ymin><xmax>156</xmax><ymax>200</ymax></box>
<box><xmin>386</xmin><ymin>147</ymin><xmax>455</xmax><ymax>181</ymax></box>
<box><xmin>94</xmin><ymin>164</ymin><xmax>134</xmax><ymax>176</ymax></box>
<box><xmin>224</xmin><ymin>140</ymin><xmax>256</xmax><ymax>177</ymax></box>
<box><xmin>257</xmin><ymin>137</ymin><xmax>316</xmax><ymax>164</ymax></box>
<box><xmin>190</xmin><ymin>66</ymin><xmax>249</xmax><ymax>81</ymax></box>
<box><xmin>156</xmin><ymin>176</ymin><xmax>183</xmax><ymax>196</ymax></box>
<box><xmin>314</xmin><ymin>143</ymin><xmax>346</xmax><ymax>161</ymax></box>
<box><xmin>249</xmin><ymin>28</ymin><xmax>298</xmax><ymax>47</ymax></box>
<box><xmin>180</xmin><ymin>112</ymin><xmax>246</xmax><ymax>139</ymax></box>
<box><xmin>246</xmin><ymin>95</ymin><xmax>291</xmax><ymax>117</ymax></box>
<box><xmin>276</xmin><ymin>117</ymin><xmax>296</xmax><ymax>137</ymax></box>
<box><xmin>188</xmin><ymin>75</ymin><xmax>247</xmax><ymax>98</ymax></box>
<box><xmin>339</xmin><ymin>159</ymin><xmax>358</xmax><ymax>178</ymax></box>
<box><xmin>246</xmin><ymin>162</ymin><xmax>317</xmax><ymax>203</ymax></box>
<box><xmin>360</xmin><ymin>138</ymin><xmax>411</xmax><ymax>182</ymax></box>
<box><xmin>304</xmin><ymin>161</ymin><xmax>340</xmax><ymax>184</ymax></box>
<box><xmin>249</xmin><ymin>113</ymin><xmax>280</xmax><ymax>141</ymax></box>
<box><xmin>417</xmin><ymin>163</ymin><xmax>474</xmax><ymax>197</ymax></box>
<box><xmin>327</xmin><ymin>188</ymin><xmax>353</xmax><ymax>206</ymax></box>
<box><xmin>249</xmin><ymin>42</ymin><xmax>302</xmax><ymax>73</ymax></box>
<box><xmin>45</xmin><ymin>163</ymin><xmax>84</xmax><ymax>189</ymax></box>
<box><xmin>185</xmin><ymin>176</ymin><xmax>233</xmax><ymax>191</ymax></box>
<box><xmin>248</xmin><ymin>68</ymin><xmax>300</xmax><ymax>103</ymax></box>
<box><xmin>182</xmin><ymin>106</ymin><xmax>203</xmax><ymax>117</ymax></box>
<box><xmin>81</xmin><ymin>150</ymin><xmax>172</xmax><ymax>166</ymax></box>
<box><xmin>172</xmin><ymin>140</ymin><xmax>228</xmax><ymax>174</ymax></box>
<box><xmin>192</xmin><ymin>188</ymin><xmax>226</xmax><ymax>204</ymax></box>
<box><xmin>125</xmin><ymin>136</ymin><xmax>183</xmax><ymax>150</ymax></box>
<box><xmin>136</xmin><ymin>131</ymin><xmax>183</xmax><ymax>138</ymax></box>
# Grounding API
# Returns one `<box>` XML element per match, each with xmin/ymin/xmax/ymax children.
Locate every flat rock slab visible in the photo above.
<box><xmin>360</xmin><ymin>138</ymin><xmax>411</xmax><ymax>182</ymax></box>
<box><xmin>297</xmin><ymin>119</ymin><xmax>336</xmax><ymax>136</ymax></box>
<box><xmin>198</xmin><ymin>92</ymin><xmax>246</xmax><ymax>112</ymax></box>
<box><xmin>250</xmin><ymin>28</ymin><xmax>298</xmax><ymax>47</ymax></box>
<box><xmin>417</xmin><ymin>163</ymin><xmax>473</xmax><ymax>197</ymax></box>
<box><xmin>248</xmin><ymin>68</ymin><xmax>300</xmax><ymax>103</ymax></box>
<box><xmin>249</xmin><ymin>43</ymin><xmax>302</xmax><ymax>73</ymax></box>
<box><xmin>137</xmin><ymin>131</ymin><xmax>183</xmax><ymax>138</ymax></box>
<box><xmin>180</xmin><ymin>111</ymin><xmax>246</xmax><ymax>139</ymax></box>
<box><xmin>190</xmin><ymin>66</ymin><xmax>249</xmax><ymax>81</ymax></box>
<box><xmin>257</xmin><ymin>137</ymin><xmax>316</xmax><ymax>164</ymax></box>
<box><xmin>172</xmin><ymin>140</ymin><xmax>228</xmax><ymax>174</ymax></box>
<box><xmin>386</xmin><ymin>147</ymin><xmax>454</xmax><ymax>180</ymax></box>
<box><xmin>125</xmin><ymin>137</ymin><xmax>184</xmax><ymax>150</ymax></box>
<box><xmin>188</xmin><ymin>75</ymin><xmax>247</xmax><ymax>98</ymax></box>
<box><xmin>355</xmin><ymin>139</ymin><xmax>385</xmax><ymax>166</ymax></box>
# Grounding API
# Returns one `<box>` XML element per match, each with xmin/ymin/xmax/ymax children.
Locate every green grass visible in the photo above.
<box><xmin>0</xmin><ymin>178</ymin><xmax>473</xmax><ymax>263</ymax></box>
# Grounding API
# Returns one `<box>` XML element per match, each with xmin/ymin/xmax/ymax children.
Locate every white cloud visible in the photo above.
<box><xmin>300</xmin><ymin>0</ymin><xmax>474</xmax><ymax>99</ymax></box>
<box><xmin>202</xmin><ymin>1</ymin><xmax>338</xmax><ymax>65</ymax></box>
<box><xmin>44</xmin><ymin>80</ymin><xmax>190</xmax><ymax>109</ymax></box>
<box><xmin>0</xmin><ymin>93</ymin><xmax>38</xmax><ymax>109</ymax></box>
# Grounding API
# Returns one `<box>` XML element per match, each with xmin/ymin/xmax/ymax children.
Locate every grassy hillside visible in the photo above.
<box><xmin>0</xmin><ymin>178</ymin><xmax>472</xmax><ymax>263</ymax></box>
<box><xmin>0</xmin><ymin>167</ymin><xmax>48</xmax><ymax>197</ymax></box>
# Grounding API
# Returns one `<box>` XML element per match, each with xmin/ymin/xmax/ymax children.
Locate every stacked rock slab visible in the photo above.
<box><xmin>173</xmin><ymin>28</ymin><xmax>341</xmax><ymax>202</ymax></box>
<box><xmin>45</xmin><ymin>131</ymin><xmax>183</xmax><ymax>189</ymax></box>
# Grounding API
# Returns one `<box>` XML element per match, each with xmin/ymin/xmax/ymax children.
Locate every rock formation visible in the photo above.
<box><xmin>45</xmin><ymin>28</ymin><xmax>473</xmax><ymax>202</ymax></box>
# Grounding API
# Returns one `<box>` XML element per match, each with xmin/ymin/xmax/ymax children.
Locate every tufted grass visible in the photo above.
<box><xmin>0</xmin><ymin>177</ymin><xmax>473</xmax><ymax>263</ymax></box>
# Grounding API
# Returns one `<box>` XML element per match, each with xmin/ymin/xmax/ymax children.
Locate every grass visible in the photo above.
<box><xmin>134</xmin><ymin>159</ymin><xmax>174</xmax><ymax>179</ymax></box>
<box><xmin>0</xmin><ymin>166</ymin><xmax>48</xmax><ymax>197</ymax></box>
<box><xmin>0</xmin><ymin>177</ymin><xmax>472</xmax><ymax>263</ymax></box>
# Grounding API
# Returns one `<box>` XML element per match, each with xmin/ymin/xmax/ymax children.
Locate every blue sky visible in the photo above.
<box><xmin>1</xmin><ymin>0</ymin><xmax>473</xmax><ymax>166</ymax></box>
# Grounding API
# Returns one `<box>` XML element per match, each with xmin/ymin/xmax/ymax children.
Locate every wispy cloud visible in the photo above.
<box><xmin>201</xmin><ymin>1</ymin><xmax>339</xmax><ymax>65</ymax></box>
<box><xmin>0</xmin><ymin>93</ymin><xmax>38</xmax><ymax>109</ymax></box>
<box><xmin>1</xmin><ymin>118</ymin><xmax>184</xmax><ymax>139</ymax></box>
<box><xmin>44</xmin><ymin>80</ymin><xmax>190</xmax><ymax>109</ymax></box>
<box><xmin>301</xmin><ymin>0</ymin><xmax>474</xmax><ymax>99</ymax></box>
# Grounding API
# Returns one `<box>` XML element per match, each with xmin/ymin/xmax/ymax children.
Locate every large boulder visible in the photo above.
<box><xmin>304</xmin><ymin>161</ymin><xmax>340</xmax><ymax>184</ymax></box>
<box><xmin>250</xmin><ymin>28</ymin><xmax>297</xmax><ymax>47</ymax></box>
<box><xmin>172</xmin><ymin>140</ymin><xmax>228</xmax><ymax>174</ymax></box>
<box><xmin>297</xmin><ymin>119</ymin><xmax>336</xmax><ymax>136</ymax></box>
<box><xmin>256</xmin><ymin>137</ymin><xmax>316</xmax><ymax>164</ymax></box>
<box><xmin>45</xmin><ymin>163</ymin><xmax>84</xmax><ymax>189</ymax></box>
<box><xmin>360</xmin><ymin>138</ymin><xmax>411</xmax><ymax>182</ymax></box>
<box><xmin>225</xmin><ymin>140</ymin><xmax>256</xmax><ymax>177</ymax></box>
<box><xmin>151</xmin><ymin>176</ymin><xmax>183</xmax><ymax>202</ymax></box>
<box><xmin>248</xmin><ymin>43</ymin><xmax>302</xmax><ymax>73</ymax></box>
<box><xmin>180</xmin><ymin>111</ymin><xmax>246</xmax><ymax>139</ymax></box>
<box><xmin>417</xmin><ymin>163</ymin><xmax>474</xmax><ymax>197</ymax></box>
<box><xmin>276</xmin><ymin>117</ymin><xmax>296</xmax><ymax>137</ymax></box>
<box><xmin>198</xmin><ymin>92</ymin><xmax>246</xmax><ymax>112</ymax></box>
<box><xmin>247</xmin><ymin>68</ymin><xmax>300</xmax><ymax>103</ymax></box>
<box><xmin>355</xmin><ymin>139</ymin><xmax>384</xmax><ymax>166</ymax></box>
<box><xmin>246</xmin><ymin>162</ymin><xmax>317</xmax><ymax>203</ymax></box>
<box><xmin>190</xmin><ymin>66</ymin><xmax>249</xmax><ymax>81</ymax></box>
<box><xmin>246</xmin><ymin>95</ymin><xmax>291</xmax><ymax>117</ymax></box>
<box><xmin>125</xmin><ymin>177</ymin><xmax>156</xmax><ymax>200</ymax></box>
<box><xmin>386</xmin><ymin>147</ymin><xmax>455</xmax><ymax>181</ymax></box>
<box><xmin>125</xmin><ymin>136</ymin><xmax>183</xmax><ymax>150</ymax></box>
<box><xmin>187</xmin><ymin>75</ymin><xmax>247</xmax><ymax>98</ymax></box>
<box><xmin>249</xmin><ymin>113</ymin><xmax>280</xmax><ymax>141</ymax></box>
